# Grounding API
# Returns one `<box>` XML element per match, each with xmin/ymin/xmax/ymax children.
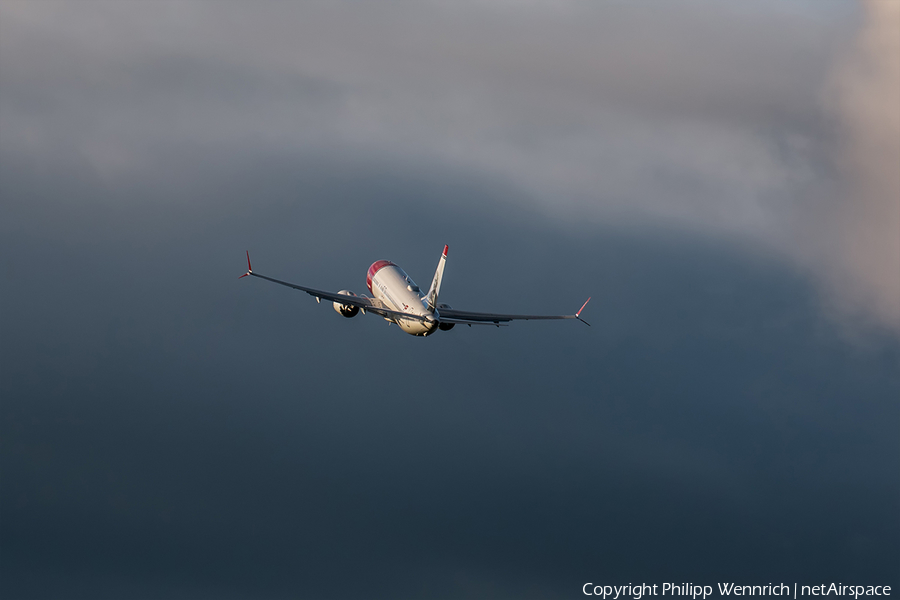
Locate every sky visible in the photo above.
<box><xmin>1</xmin><ymin>1</ymin><xmax>898</xmax><ymax>598</ymax></box>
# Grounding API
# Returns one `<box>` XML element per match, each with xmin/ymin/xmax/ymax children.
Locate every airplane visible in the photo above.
<box><xmin>239</xmin><ymin>245</ymin><xmax>590</xmax><ymax>337</ymax></box>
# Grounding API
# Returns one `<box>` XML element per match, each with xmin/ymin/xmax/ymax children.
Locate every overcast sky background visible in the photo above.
<box><xmin>1</xmin><ymin>1</ymin><xmax>898</xmax><ymax>598</ymax></box>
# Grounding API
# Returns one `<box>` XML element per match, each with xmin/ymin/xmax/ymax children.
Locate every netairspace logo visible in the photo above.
<box><xmin>583</xmin><ymin>583</ymin><xmax>893</xmax><ymax>600</ymax></box>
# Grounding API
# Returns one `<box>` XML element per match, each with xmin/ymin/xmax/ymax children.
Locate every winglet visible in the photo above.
<box><xmin>239</xmin><ymin>251</ymin><xmax>252</xmax><ymax>278</ymax></box>
<box><xmin>575</xmin><ymin>296</ymin><xmax>591</xmax><ymax>326</ymax></box>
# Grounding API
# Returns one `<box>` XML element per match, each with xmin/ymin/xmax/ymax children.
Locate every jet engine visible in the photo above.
<box><xmin>333</xmin><ymin>290</ymin><xmax>360</xmax><ymax>318</ymax></box>
<box><xmin>437</xmin><ymin>303</ymin><xmax>455</xmax><ymax>330</ymax></box>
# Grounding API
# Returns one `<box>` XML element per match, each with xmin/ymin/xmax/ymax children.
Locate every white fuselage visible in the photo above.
<box><xmin>367</xmin><ymin>260</ymin><xmax>439</xmax><ymax>336</ymax></box>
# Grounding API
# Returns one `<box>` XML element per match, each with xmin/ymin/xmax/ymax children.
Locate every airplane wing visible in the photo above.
<box><xmin>239</xmin><ymin>253</ymin><xmax>432</xmax><ymax>324</ymax></box>
<box><xmin>439</xmin><ymin>297</ymin><xmax>591</xmax><ymax>326</ymax></box>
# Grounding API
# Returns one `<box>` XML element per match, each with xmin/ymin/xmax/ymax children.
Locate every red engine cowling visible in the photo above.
<box><xmin>333</xmin><ymin>290</ymin><xmax>360</xmax><ymax>318</ymax></box>
<box><xmin>437</xmin><ymin>303</ymin><xmax>455</xmax><ymax>330</ymax></box>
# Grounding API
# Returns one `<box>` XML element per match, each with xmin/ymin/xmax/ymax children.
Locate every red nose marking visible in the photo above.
<box><xmin>366</xmin><ymin>260</ymin><xmax>395</xmax><ymax>293</ymax></box>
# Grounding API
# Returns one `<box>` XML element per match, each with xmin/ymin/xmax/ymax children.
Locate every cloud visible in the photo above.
<box><xmin>2</xmin><ymin>3</ymin><xmax>899</xmax><ymax>595</ymax></box>
<box><xmin>1</xmin><ymin>0</ymin><xmax>895</xmax><ymax>332</ymax></box>
<box><xmin>2</xmin><ymin>162</ymin><xmax>898</xmax><ymax>596</ymax></box>
<box><xmin>809</xmin><ymin>0</ymin><xmax>900</xmax><ymax>330</ymax></box>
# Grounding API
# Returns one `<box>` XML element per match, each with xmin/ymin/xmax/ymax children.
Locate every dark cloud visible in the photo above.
<box><xmin>2</xmin><ymin>147</ymin><xmax>898</xmax><ymax>597</ymax></box>
<box><xmin>1</xmin><ymin>2</ymin><xmax>898</xmax><ymax>598</ymax></box>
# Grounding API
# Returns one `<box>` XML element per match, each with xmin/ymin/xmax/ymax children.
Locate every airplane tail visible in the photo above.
<box><xmin>426</xmin><ymin>245</ymin><xmax>448</xmax><ymax>310</ymax></box>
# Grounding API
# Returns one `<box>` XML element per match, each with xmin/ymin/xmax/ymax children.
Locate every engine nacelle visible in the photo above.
<box><xmin>437</xmin><ymin>303</ymin><xmax>455</xmax><ymax>330</ymax></box>
<box><xmin>333</xmin><ymin>290</ymin><xmax>360</xmax><ymax>318</ymax></box>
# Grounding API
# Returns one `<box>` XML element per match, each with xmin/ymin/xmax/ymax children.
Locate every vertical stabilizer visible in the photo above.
<box><xmin>427</xmin><ymin>245</ymin><xmax>448</xmax><ymax>310</ymax></box>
